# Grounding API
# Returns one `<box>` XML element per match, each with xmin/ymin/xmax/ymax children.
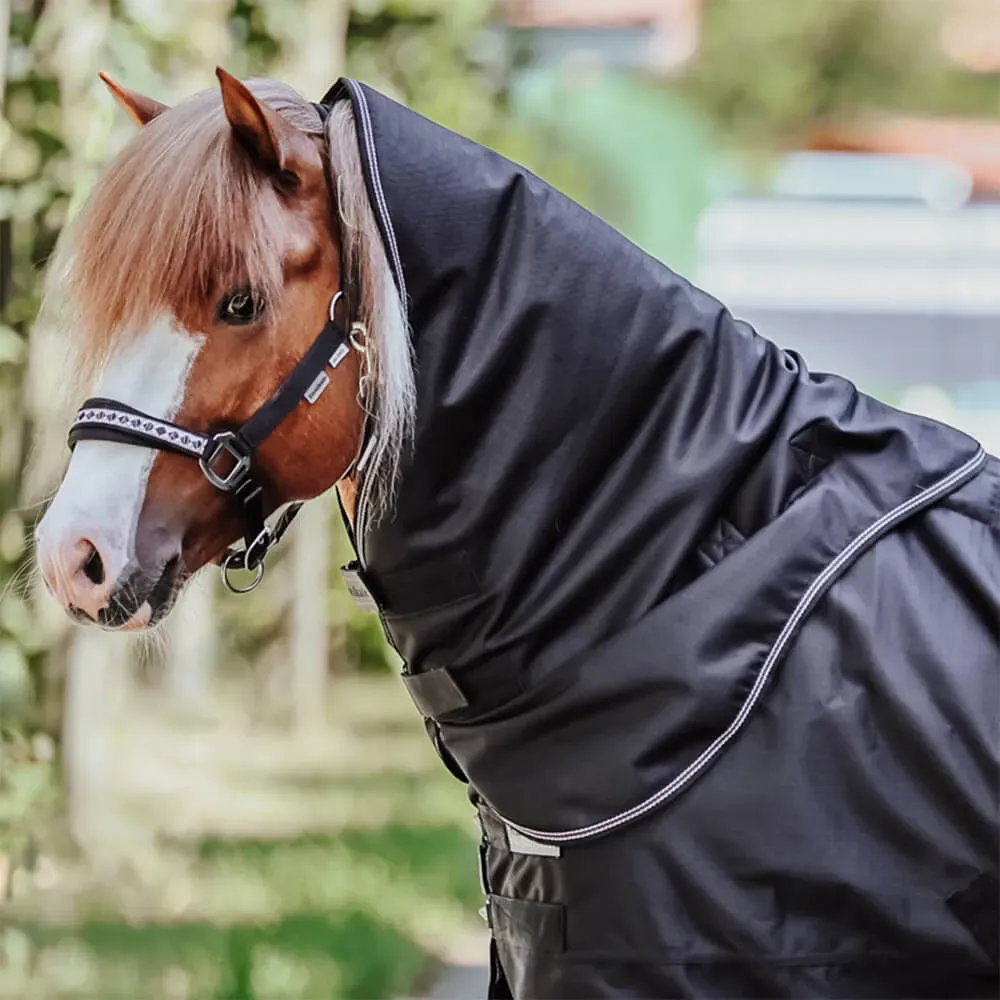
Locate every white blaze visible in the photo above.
<box><xmin>36</xmin><ymin>315</ymin><xmax>203</xmax><ymax>611</ymax></box>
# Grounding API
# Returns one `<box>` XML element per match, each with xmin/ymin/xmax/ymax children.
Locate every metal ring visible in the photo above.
<box><xmin>328</xmin><ymin>289</ymin><xmax>344</xmax><ymax>323</ymax></box>
<box><xmin>349</xmin><ymin>322</ymin><xmax>368</xmax><ymax>352</ymax></box>
<box><xmin>350</xmin><ymin>321</ymin><xmax>371</xmax><ymax>405</ymax></box>
<box><xmin>221</xmin><ymin>550</ymin><xmax>265</xmax><ymax>594</ymax></box>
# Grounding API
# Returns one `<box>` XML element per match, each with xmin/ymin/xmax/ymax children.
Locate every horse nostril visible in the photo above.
<box><xmin>81</xmin><ymin>542</ymin><xmax>105</xmax><ymax>586</ymax></box>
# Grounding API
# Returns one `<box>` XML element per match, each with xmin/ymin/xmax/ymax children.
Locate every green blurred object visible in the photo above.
<box><xmin>681</xmin><ymin>0</ymin><xmax>1000</xmax><ymax>152</ymax></box>
<box><xmin>1</xmin><ymin>678</ymin><xmax>482</xmax><ymax>1000</ymax></box>
<box><xmin>511</xmin><ymin>67</ymin><xmax>714</xmax><ymax>279</ymax></box>
<box><xmin>0</xmin><ymin>639</ymin><xmax>33</xmax><ymax>716</ymax></box>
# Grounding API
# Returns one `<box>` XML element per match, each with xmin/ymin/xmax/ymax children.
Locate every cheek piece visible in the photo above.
<box><xmin>67</xmin><ymin>290</ymin><xmax>358</xmax><ymax>594</ymax></box>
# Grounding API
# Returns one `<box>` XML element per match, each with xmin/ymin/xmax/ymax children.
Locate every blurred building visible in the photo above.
<box><xmin>807</xmin><ymin>0</ymin><xmax>1000</xmax><ymax>199</ymax></box>
<box><xmin>940</xmin><ymin>0</ymin><xmax>1000</xmax><ymax>73</ymax></box>
<box><xmin>499</xmin><ymin>0</ymin><xmax>702</xmax><ymax>74</ymax></box>
<box><xmin>497</xmin><ymin>0</ymin><xmax>1000</xmax><ymax>417</ymax></box>
<box><xmin>807</xmin><ymin>116</ymin><xmax>1000</xmax><ymax>202</ymax></box>
<box><xmin>499</xmin><ymin>0</ymin><xmax>1000</xmax><ymax>76</ymax></box>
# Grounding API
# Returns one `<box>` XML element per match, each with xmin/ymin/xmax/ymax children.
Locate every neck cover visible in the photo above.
<box><xmin>325</xmin><ymin>80</ymin><xmax>985</xmax><ymax>839</ymax></box>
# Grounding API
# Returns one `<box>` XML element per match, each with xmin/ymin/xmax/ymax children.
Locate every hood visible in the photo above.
<box><xmin>322</xmin><ymin>79</ymin><xmax>985</xmax><ymax>837</ymax></box>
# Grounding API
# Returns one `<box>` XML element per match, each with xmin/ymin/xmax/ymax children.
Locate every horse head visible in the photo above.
<box><xmin>34</xmin><ymin>69</ymin><xmax>412</xmax><ymax>629</ymax></box>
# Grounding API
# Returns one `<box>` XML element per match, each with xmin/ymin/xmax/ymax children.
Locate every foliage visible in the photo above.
<box><xmin>681</xmin><ymin>0</ymin><xmax>1000</xmax><ymax>151</ymax></box>
<box><xmin>346</xmin><ymin>0</ymin><xmax>600</xmax><ymax>208</ymax></box>
<box><xmin>0</xmin><ymin>678</ymin><xmax>482</xmax><ymax>1000</ymax></box>
<box><xmin>2</xmin><ymin>23</ymin><xmax>73</xmax><ymax>749</ymax></box>
<box><xmin>1</xmin><ymin>3</ymin><xmax>517</xmax><ymax>994</ymax></box>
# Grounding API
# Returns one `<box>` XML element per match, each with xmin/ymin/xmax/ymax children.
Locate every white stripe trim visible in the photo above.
<box><xmin>343</xmin><ymin>80</ymin><xmax>406</xmax><ymax>566</ymax></box>
<box><xmin>345</xmin><ymin>80</ymin><xmax>407</xmax><ymax>309</ymax></box>
<box><xmin>499</xmin><ymin>448</ymin><xmax>988</xmax><ymax>844</ymax></box>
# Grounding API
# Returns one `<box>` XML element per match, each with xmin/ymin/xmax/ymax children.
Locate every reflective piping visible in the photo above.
<box><xmin>345</xmin><ymin>79</ymin><xmax>407</xmax><ymax>305</ymax></box>
<box><xmin>354</xmin><ymin>432</ymin><xmax>379</xmax><ymax>567</ymax></box>
<box><xmin>499</xmin><ymin>447</ymin><xmax>989</xmax><ymax>844</ymax></box>
<box><xmin>343</xmin><ymin>79</ymin><xmax>406</xmax><ymax>565</ymax></box>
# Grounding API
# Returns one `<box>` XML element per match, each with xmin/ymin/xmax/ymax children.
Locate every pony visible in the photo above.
<box><xmin>35</xmin><ymin>69</ymin><xmax>407</xmax><ymax>627</ymax></box>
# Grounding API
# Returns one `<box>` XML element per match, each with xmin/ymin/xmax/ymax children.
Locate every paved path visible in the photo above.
<box><xmin>410</xmin><ymin>961</ymin><xmax>490</xmax><ymax>999</ymax></box>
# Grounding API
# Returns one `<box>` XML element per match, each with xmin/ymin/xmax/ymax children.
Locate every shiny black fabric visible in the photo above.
<box><xmin>326</xmin><ymin>80</ymin><xmax>1000</xmax><ymax>997</ymax></box>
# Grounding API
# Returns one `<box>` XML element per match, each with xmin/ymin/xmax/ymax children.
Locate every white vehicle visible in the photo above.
<box><xmin>696</xmin><ymin>151</ymin><xmax>1000</xmax><ymax>389</ymax></box>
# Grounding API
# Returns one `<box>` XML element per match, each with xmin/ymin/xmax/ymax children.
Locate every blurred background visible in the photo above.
<box><xmin>1</xmin><ymin>1</ymin><xmax>999</xmax><ymax>997</ymax></box>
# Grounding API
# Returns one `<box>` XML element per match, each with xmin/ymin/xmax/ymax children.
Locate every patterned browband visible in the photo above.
<box><xmin>69</xmin><ymin>401</ymin><xmax>210</xmax><ymax>460</ymax></box>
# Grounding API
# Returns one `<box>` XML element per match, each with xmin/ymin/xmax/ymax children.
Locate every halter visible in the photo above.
<box><xmin>68</xmin><ymin>291</ymin><xmax>357</xmax><ymax>594</ymax></box>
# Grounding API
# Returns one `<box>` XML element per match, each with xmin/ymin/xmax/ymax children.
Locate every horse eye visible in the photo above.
<box><xmin>219</xmin><ymin>289</ymin><xmax>264</xmax><ymax>325</ymax></box>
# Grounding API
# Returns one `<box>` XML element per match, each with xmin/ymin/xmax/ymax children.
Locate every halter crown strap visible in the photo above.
<box><xmin>238</xmin><ymin>306</ymin><xmax>349</xmax><ymax>451</ymax></box>
<box><xmin>67</xmin><ymin>292</ymin><xmax>353</xmax><ymax>592</ymax></box>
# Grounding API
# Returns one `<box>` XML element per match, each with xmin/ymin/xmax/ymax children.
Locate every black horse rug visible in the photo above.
<box><xmin>322</xmin><ymin>79</ymin><xmax>1000</xmax><ymax>999</ymax></box>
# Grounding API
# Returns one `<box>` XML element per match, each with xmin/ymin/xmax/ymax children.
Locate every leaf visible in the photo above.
<box><xmin>0</xmin><ymin>595</ymin><xmax>35</xmax><ymax>645</ymax></box>
<box><xmin>0</xmin><ymin>328</ymin><xmax>26</xmax><ymax>366</ymax></box>
<box><xmin>0</xmin><ymin>641</ymin><xmax>32</xmax><ymax>711</ymax></box>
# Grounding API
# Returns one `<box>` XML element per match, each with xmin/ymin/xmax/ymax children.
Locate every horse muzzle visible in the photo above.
<box><xmin>37</xmin><ymin>526</ymin><xmax>182</xmax><ymax>631</ymax></box>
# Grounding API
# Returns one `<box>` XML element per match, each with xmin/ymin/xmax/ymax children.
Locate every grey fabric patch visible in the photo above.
<box><xmin>489</xmin><ymin>894</ymin><xmax>565</xmax><ymax>953</ymax></box>
<box><xmin>402</xmin><ymin>667</ymin><xmax>469</xmax><ymax>716</ymax></box>
<box><xmin>505</xmin><ymin>826</ymin><xmax>561</xmax><ymax>857</ymax></box>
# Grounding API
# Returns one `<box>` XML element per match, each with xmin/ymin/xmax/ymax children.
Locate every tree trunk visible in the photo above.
<box><xmin>290</xmin><ymin>498</ymin><xmax>331</xmax><ymax>733</ymax></box>
<box><xmin>62</xmin><ymin>628</ymin><xmax>128</xmax><ymax>858</ymax></box>
<box><xmin>165</xmin><ymin>574</ymin><xmax>216</xmax><ymax>714</ymax></box>
<box><xmin>159</xmin><ymin>0</ymin><xmax>234</xmax><ymax>708</ymax></box>
<box><xmin>269</xmin><ymin>0</ymin><xmax>350</xmax><ymax>98</ymax></box>
<box><xmin>281</xmin><ymin>0</ymin><xmax>351</xmax><ymax>733</ymax></box>
<box><xmin>27</xmin><ymin>0</ymin><xmax>143</xmax><ymax>860</ymax></box>
<box><xmin>0</xmin><ymin>0</ymin><xmax>10</xmax><ymax>110</ymax></box>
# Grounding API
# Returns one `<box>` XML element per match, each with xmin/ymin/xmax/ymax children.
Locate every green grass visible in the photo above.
<box><xmin>0</xmin><ymin>677</ymin><xmax>484</xmax><ymax>1000</ymax></box>
<box><xmin>0</xmin><ymin>755</ymin><xmax>57</xmax><ymax>858</ymax></box>
<box><xmin>6</xmin><ymin>826</ymin><xmax>472</xmax><ymax>999</ymax></box>
<box><xmin>11</xmin><ymin>911</ymin><xmax>424</xmax><ymax>1000</ymax></box>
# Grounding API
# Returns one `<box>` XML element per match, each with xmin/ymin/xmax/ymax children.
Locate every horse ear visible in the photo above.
<box><xmin>98</xmin><ymin>72</ymin><xmax>169</xmax><ymax>127</ymax></box>
<box><xmin>216</xmin><ymin>67</ymin><xmax>313</xmax><ymax>182</ymax></box>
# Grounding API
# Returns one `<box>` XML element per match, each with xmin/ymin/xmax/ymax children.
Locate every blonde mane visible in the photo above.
<box><xmin>39</xmin><ymin>78</ymin><xmax>414</xmax><ymax>530</ymax></box>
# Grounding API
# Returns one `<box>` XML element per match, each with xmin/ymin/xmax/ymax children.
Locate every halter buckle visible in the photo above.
<box><xmin>200</xmin><ymin>432</ymin><xmax>252</xmax><ymax>493</ymax></box>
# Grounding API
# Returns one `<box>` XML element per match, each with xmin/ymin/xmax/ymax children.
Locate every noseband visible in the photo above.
<box><xmin>68</xmin><ymin>291</ymin><xmax>356</xmax><ymax>594</ymax></box>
